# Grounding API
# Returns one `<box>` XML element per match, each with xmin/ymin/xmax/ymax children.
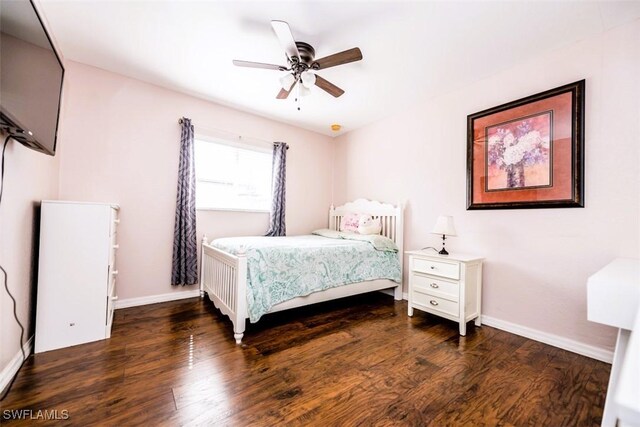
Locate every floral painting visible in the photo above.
<box><xmin>485</xmin><ymin>112</ymin><xmax>552</xmax><ymax>191</ymax></box>
<box><xmin>466</xmin><ymin>80</ymin><xmax>585</xmax><ymax>210</ymax></box>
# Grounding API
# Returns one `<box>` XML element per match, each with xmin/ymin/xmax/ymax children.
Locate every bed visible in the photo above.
<box><xmin>199</xmin><ymin>199</ymin><xmax>404</xmax><ymax>343</ymax></box>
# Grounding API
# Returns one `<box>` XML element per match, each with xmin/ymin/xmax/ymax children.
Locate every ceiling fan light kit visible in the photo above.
<box><xmin>233</xmin><ymin>20</ymin><xmax>362</xmax><ymax>108</ymax></box>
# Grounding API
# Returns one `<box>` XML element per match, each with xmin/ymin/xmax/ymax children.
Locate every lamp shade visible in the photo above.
<box><xmin>301</xmin><ymin>71</ymin><xmax>316</xmax><ymax>88</ymax></box>
<box><xmin>431</xmin><ymin>215</ymin><xmax>457</xmax><ymax>236</ymax></box>
<box><xmin>279</xmin><ymin>73</ymin><xmax>296</xmax><ymax>89</ymax></box>
<box><xmin>299</xmin><ymin>84</ymin><xmax>311</xmax><ymax>97</ymax></box>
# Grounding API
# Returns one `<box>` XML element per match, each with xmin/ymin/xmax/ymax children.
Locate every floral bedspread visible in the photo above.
<box><xmin>210</xmin><ymin>235</ymin><xmax>401</xmax><ymax>322</ymax></box>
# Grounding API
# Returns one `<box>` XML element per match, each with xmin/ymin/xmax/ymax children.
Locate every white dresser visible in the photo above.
<box><xmin>35</xmin><ymin>201</ymin><xmax>120</xmax><ymax>353</ymax></box>
<box><xmin>406</xmin><ymin>250</ymin><xmax>484</xmax><ymax>335</ymax></box>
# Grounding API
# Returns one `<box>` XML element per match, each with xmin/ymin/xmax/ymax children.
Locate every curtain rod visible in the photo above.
<box><xmin>178</xmin><ymin>118</ymin><xmax>288</xmax><ymax>149</ymax></box>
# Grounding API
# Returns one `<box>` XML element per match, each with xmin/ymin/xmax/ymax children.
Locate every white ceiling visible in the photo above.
<box><xmin>37</xmin><ymin>1</ymin><xmax>640</xmax><ymax>137</ymax></box>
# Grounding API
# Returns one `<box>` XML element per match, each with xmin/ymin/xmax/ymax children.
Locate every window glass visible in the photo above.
<box><xmin>195</xmin><ymin>138</ymin><xmax>272</xmax><ymax>211</ymax></box>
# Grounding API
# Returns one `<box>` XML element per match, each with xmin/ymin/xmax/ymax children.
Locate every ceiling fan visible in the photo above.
<box><xmin>233</xmin><ymin>20</ymin><xmax>362</xmax><ymax>103</ymax></box>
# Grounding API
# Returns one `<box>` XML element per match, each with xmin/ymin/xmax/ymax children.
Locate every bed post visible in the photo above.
<box><xmin>199</xmin><ymin>235</ymin><xmax>207</xmax><ymax>298</ymax></box>
<box><xmin>234</xmin><ymin>246</ymin><xmax>248</xmax><ymax>344</ymax></box>
<box><xmin>329</xmin><ymin>204</ymin><xmax>335</xmax><ymax>230</ymax></box>
<box><xmin>395</xmin><ymin>202</ymin><xmax>404</xmax><ymax>301</ymax></box>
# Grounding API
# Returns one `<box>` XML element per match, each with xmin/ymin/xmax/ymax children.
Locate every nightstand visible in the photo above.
<box><xmin>406</xmin><ymin>250</ymin><xmax>484</xmax><ymax>335</ymax></box>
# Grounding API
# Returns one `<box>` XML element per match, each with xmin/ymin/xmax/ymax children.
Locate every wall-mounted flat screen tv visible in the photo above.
<box><xmin>0</xmin><ymin>0</ymin><xmax>64</xmax><ymax>156</ymax></box>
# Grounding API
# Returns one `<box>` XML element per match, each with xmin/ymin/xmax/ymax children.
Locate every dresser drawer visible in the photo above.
<box><xmin>412</xmin><ymin>273</ymin><xmax>458</xmax><ymax>301</ymax></box>
<box><xmin>413</xmin><ymin>258</ymin><xmax>460</xmax><ymax>280</ymax></box>
<box><xmin>108</xmin><ymin>277</ymin><xmax>116</xmax><ymax>297</ymax></box>
<box><xmin>106</xmin><ymin>280</ymin><xmax>117</xmax><ymax>334</ymax></box>
<box><xmin>412</xmin><ymin>291</ymin><xmax>459</xmax><ymax>318</ymax></box>
<box><xmin>108</xmin><ymin>245</ymin><xmax>116</xmax><ymax>267</ymax></box>
<box><xmin>107</xmin><ymin>287</ymin><xmax>115</xmax><ymax>320</ymax></box>
<box><xmin>110</xmin><ymin>208</ymin><xmax>119</xmax><ymax>236</ymax></box>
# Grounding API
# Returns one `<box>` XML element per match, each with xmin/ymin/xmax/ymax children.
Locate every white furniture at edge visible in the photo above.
<box><xmin>35</xmin><ymin>201</ymin><xmax>120</xmax><ymax>353</ymax></box>
<box><xmin>199</xmin><ymin>199</ymin><xmax>404</xmax><ymax>344</ymax></box>
<box><xmin>406</xmin><ymin>250</ymin><xmax>483</xmax><ymax>336</ymax></box>
<box><xmin>587</xmin><ymin>258</ymin><xmax>640</xmax><ymax>427</ymax></box>
<box><xmin>617</xmin><ymin>309</ymin><xmax>640</xmax><ymax>427</ymax></box>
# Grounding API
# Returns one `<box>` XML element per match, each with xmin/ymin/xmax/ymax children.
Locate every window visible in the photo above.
<box><xmin>194</xmin><ymin>137</ymin><xmax>272</xmax><ymax>211</ymax></box>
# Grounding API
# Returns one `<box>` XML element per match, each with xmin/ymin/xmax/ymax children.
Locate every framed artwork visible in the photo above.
<box><xmin>466</xmin><ymin>80</ymin><xmax>585</xmax><ymax>210</ymax></box>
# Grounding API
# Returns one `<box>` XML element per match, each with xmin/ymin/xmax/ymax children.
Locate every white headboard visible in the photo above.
<box><xmin>329</xmin><ymin>199</ymin><xmax>403</xmax><ymax>243</ymax></box>
<box><xmin>329</xmin><ymin>199</ymin><xmax>404</xmax><ymax>277</ymax></box>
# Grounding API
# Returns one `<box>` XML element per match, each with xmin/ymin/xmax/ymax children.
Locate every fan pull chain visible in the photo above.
<box><xmin>296</xmin><ymin>81</ymin><xmax>301</xmax><ymax>111</ymax></box>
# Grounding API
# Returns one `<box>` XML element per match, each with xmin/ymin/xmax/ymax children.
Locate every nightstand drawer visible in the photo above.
<box><xmin>413</xmin><ymin>258</ymin><xmax>460</xmax><ymax>280</ymax></box>
<box><xmin>412</xmin><ymin>273</ymin><xmax>458</xmax><ymax>301</ymax></box>
<box><xmin>412</xmin><ymin>292</ymin><xmax>459</xmax><ymax>317</ymax></box>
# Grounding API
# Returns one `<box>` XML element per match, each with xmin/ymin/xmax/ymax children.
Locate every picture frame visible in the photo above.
<box><xmin>466</xmin><ymin>80</ymin><xmax>585</xmax><ymax>210</ymax></box>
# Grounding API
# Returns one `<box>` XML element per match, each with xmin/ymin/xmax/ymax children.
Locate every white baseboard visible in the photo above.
<box><xmin>115</xmin><ymin>289</ymin><xmax>201</xmax><ymax>309</ymax></box>
<box><xmin>481</xmin><ymin>315</ymin><xmax>613</xmax><ymax>364</ymax></box>
<box><xmin>1</xmin><ymin>336</ymin><xmax>33</xmax><ymax>395</ymax></box>
<box><xmin>400</xmin><ymin>292</ymin><xmax>612</xmax><ymax>363</ymax></box>
<box><xmin>379</xmin><ymin>288</ymin><xmax>408</xmax><ymax>299</ymax></box>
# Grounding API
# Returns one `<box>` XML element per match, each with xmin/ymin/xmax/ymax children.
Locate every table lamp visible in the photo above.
<box><xmin>431</xmin><ymin>215</ymin><xmax>457</xmax><ymax>255</ymax></box>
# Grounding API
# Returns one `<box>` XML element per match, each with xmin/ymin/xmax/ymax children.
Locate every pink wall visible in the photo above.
<box><xmin>0</xmin><ymin>134</ymin><xmax>60</xmax><ymax>374</ymax></box>
<box><xmin>3</xmin><ymin>20</ymin><xmax>635</xmax><ymax>374</ymax></box>
<box><xmin>333</xmin><ymin>21</ymin><xmax>640</xmax><ymax>351</ymax></box>
<box><xmin>56</xmin><ymin>61</ymin><xmax>334</xmax><ymax>300</ymax></box>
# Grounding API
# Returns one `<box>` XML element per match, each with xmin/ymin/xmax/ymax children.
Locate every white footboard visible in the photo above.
<box><xmin>199</xmin><ymin>236</ymin><xmax>247</xmax><ymax>344</ymax></box>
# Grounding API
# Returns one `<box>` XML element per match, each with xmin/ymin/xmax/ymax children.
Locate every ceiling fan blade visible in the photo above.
<box><xmin>276</xmin><ymin>80</ymin><xmax>297</xmax><ymax>99</ymax></box>
<box><xmin>314</xmin><ymin>75</ymin><xmax>345</xmax><ymax>97</ymax></box>
<box><xmin>271</xmin><ymin>20</ymin><xmax>300</xmax><ymax>61</ymax></box>
<box><xmin>232</xmin><ymin>60</ymin><xmax>287</xmax><ymax>71</ymax></box>
<box><xmin>313</xmin><ymin>47</ymin><xmax>362</xmax><ymax>70</ymax></box>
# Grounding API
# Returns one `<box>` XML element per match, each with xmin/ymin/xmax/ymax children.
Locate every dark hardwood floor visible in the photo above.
<box><xmin>1</xmin><ymin>293</ymin><xmax>610</xmax><ymax>426</ymax></box>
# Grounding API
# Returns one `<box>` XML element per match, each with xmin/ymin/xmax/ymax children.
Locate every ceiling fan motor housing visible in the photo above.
<box><xmin>295</xmin><ymin>42</ymin><xmax>315</xmax><ymax>65</ymax></box>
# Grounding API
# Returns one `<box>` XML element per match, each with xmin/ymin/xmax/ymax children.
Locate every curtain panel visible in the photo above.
<box><xmin>265</xmin><ymin>142</ymin><xmax>288</xmax><ymax>237</ymax></box>
<box><xmin>171</xmin><ymin>118</ymin><xmax>198</xmax><ymax>286</ymax></box>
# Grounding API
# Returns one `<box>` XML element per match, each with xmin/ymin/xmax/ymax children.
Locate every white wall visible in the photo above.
<box><xmin>56</xmin><ymin>61</ymin><xmax>334</xmax><ymax>301</ymax></box>
<box><xmin>0</xmin><ymin>135</ymin><xmax>60</xmax><ymax>377</ymax></box>
<box><xmin>333</xmin><ymin>21</ymin><xmax>640</xmax><ymax>351</ymax></box>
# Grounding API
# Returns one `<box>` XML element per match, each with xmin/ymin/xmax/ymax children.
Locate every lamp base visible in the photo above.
<box><xmin>439</xmin><ymin>234</ymin><xmax>449</xmax><ymax>255</ymax></box>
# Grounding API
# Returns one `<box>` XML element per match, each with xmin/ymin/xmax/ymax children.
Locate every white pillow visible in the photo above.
<box><xmin>357</xmin><ymin>215</ymin><xmax>382</xmax><ymax>235</ymax></box>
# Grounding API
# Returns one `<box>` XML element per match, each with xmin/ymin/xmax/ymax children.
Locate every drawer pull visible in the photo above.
<box><xmin>430</xmin><ymin>283</ymin><xmax>439</xmax><ymax>288</ymax></box>
<box><xmin>114</xmin><ymin>219</ymin><xmax>120</xmax><ymax>224</ymax></box>
<box><xmin>430</xmin><ymin>266</ymin><xmax>436</xmax><ymax>270</ymax></box>
<box><xmin>430</xmin><ymin>300</ymin><xmax>439</xmax><ymax>306</ymax></box>
<box><xmin>111</xmin><ymin>270</ymin><xmax>118</xmax><ymax>276</ymax></box>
